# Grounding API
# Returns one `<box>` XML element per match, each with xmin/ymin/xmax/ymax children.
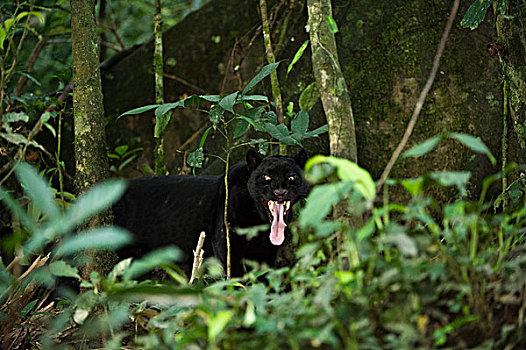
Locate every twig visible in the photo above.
<box><xmin>14</xmin><ymin>38</ymin><xmax>47</xmax><ymax>96</ymax></box>
<box><xmin>189</xmin><ymin>231</ymin><xmax>206</xmax><ymax>284</ymax></box>
<box><xmin>163</xmin><ymin>72</ymin><xmax>206</xmax><ymax>93</ymax></box>
<box><xmin>375</xmin><ymin>0</ymin><xmax>459</xmax><ymax>193</ymax></box>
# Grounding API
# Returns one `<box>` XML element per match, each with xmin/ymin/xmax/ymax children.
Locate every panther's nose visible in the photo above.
<box><xmin>273</xmin><ymin>189</ymin><xmax>288</xmax><ymax>201</ymax></box>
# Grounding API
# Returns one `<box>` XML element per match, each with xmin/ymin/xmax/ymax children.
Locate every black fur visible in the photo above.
<box><xmin>113</xmin><ymin>149</ymin><xmax>307</xmax><ymax>277</ymax></box>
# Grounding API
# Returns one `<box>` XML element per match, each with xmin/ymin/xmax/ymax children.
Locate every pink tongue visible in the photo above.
<box><xmin>270</xmin><ymin>202</ymin><xmax>286</xmax><ymax>245</ymax></box>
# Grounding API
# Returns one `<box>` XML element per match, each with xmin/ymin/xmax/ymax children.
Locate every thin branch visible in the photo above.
<box><xmin>189</xmin><ymin>231</ymin><xmax>206</xmax><ymax>284</ymax></box>
<box><xmin>375</xmin><ymin>0</ymin><xmax>459</xmax><ymax>193</ymax></box>
<box><xmin>14</xmin><ymin>38</ymin><xmax>47</xmax><ymax>96</ymax></box>
<box><xmin>163</xmin><ymin>72</ymin><xmax>206</xmax><ymax>93</ymax></box>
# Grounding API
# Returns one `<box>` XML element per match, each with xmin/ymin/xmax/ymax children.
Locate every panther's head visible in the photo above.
<box><xmin>246</xmin><ymin>149</ymin><xmax>308</xmax><ymax>245</ymax></box>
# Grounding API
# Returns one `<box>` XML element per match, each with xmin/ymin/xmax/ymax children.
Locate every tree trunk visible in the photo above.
<box><xmin>496</xmin><ymin>3</ymin><xmax>526</xmax><ymax>162</ymax></box>
<box><xmin>306</xmin><ymin>0</ymin><xmax>358</xmax><ymax>163</ymax></box>
<box><xmin>70</xmin><ymin>0</ymin><xmax>113</xmax><ymax>274</ymax></box>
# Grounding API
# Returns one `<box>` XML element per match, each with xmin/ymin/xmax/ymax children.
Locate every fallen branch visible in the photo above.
<box><xmin>375</xmin><ymin>0</ymin><xmax>460</xmax><ymax>193</ymax></box>
<box><xmin>189</xmin><ymin>231</ymin><xmax>206</xmax><ymax>284</ymax></box>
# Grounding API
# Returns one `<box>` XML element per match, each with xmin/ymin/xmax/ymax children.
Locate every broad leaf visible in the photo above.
<box><xmin>208</xmin><ymin>310</ymin><xmax>234</xmax><ymax>341</ymax></box>
<box><xmin>155</xmin><ymin>101</ymin><xmax>184</xmax><ymax>118</ymax></box>
<box><xmin>119</xmin><ymin>104</ymin><xmax>159</xmax><ymax>118</ymax></box>
<box><xmin>325</xmin><ymin>15</ymin><xmax>339</xmax><ymax>33</ymax></box>
<box><xmin>55</xmin><ymin>227</ymin><xmax>132</xmax><ymax>257</ymax></box>
<box><xmin>62</xmin><ymin>180</ymin><xmax>127</xmax><ymax>233</ymax></box>
<box><xmin>241</xmin><ymin>95</ymin><xmax>269</xmax><ymax>102</ymax></box>
<box><xmin>0</xmin><ymin>132</ymin><xmax>28</xmax><ymax>145</ymax></box>
<box><xmin>188</xmin><ymin>147</ymin><xmax>204</xmax><ymax>168</ymax></box>
<box><xmin>429</xmin><ymin>171</ymin><xmax>471</xmax><ymax>196</ymax></box>
<box><xmin>291</xmin><ymin>110</ymin><xmax>309</xmax><ymax>137</ymax></box>
<box><xmin>123</xmin><ymin>246</ymin><xmax>182</xmax><ymax>280</ymax></box>
<box><xmin>460</xmin><ymin>0</ymin><xmax>492</xmax><ymax>30</ymax></box>
<box><xmin>449</xmin><ymin>132</ymin><xmax>496</xmax><ymax>165</ymax></box>
<box><xmin>305</xmin><ymin>156</ymin><xmax>376</xmax><ymax>200</ymax></box>
<box><xmin>0</xmin><ymin>186</ymin><xmax>36</xmax><ymax>233</ymax></box>
<box><xmin>15</xmin><ymin>163</ymin><xmax>60</xmax><ymax>221</ymax></box>
<box><xmin>242</xmin><ymin>62</ymin><xmax>279</xmax><ymax>95</ymax></box>
<box><xmin>209</xmin><ymin>104</ymin><xmax>224</xmax><ymax>127</ymax></box>
<box><xmin>154</xmin><ymin>111</ymin><xmax>171</xmax><ymax>138</ymax></box>
<box><xmin>287</xmin><ymin>40</ymin><xmax>309</xmax><ymax>74</ymax></box>
<box><xmin>402</xmin><ymin>135</ymin><xmax>441</xmax><ymax>158</ymax></box>
<box><xmin>219</xmin><ymin>92</ymin><xmax>238</xmax><ymax>114</ymax></box>
<box><xmin>199</xmin><ymin>94</ymin><xmax>222</xmax><ymax>102</ymax></box>
<box><xmin>49</xmin><ymin>261</ymin><xmax>81</xmax><ymax>279</ymax></box>
<box><xmin>305</xmin><ymin>124</ymin><xmax>328</xmax><ymax>138</ymax></box>
<box><xmin>233</xmin><ymin>119</ymin><xmax>249</xmax><ymax>138</ymax></box>
<box><xmin>300</xmin><ymin>182</ymin><xmax>354</xmax><ymax>228</ymax></box>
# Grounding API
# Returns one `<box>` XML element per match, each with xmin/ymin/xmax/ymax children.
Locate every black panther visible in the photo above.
<box><xmin>113</xmin><ymin>149</ymin><xmax>308</xmax><ymax>277</ymax></box>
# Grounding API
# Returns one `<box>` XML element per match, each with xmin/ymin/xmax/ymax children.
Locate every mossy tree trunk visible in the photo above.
<box><xmin>496</xmin><ymin>3</ymin><xmax>526</xmax><ymax>160</ymax></box>
<box><xmin>306</xmin><ymin>0</ymin><xmax>358</xmax><ymax>163</ymax></box>
<box><xmin>70</xmin><ymin>0</ymin><xmax>113</xmax><ymax>274</ymax></box>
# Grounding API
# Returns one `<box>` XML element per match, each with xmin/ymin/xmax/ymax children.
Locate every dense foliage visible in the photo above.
<box><xmin>1</xmin><ymin>1</ymin><xmax>525</xmax><ymax>349</ymax></box>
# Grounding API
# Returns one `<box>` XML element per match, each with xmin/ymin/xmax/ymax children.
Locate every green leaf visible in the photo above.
<box><xmin>305</xmin><ymin>124</ymin><xmax>328</xmax><ymax>138</ymax></box>
<box><xmin>291</xmin><ymin>110</ymin><xmax>309</xmax><ymax>138</ymax></box>
<box><xmin>61</xmin><ymin>180</ymin><xmax>127</xmax><ymax>233</ymax></box>
<box><xmin>242</xmin><ymin>62</ymin><xmax>280</xmax><ymax>95</ymax></box>
<box><xmin>300</xmin><ymin>182</ymin><xmax>354</xmax><ymax>228</ymax></box>
<box><xmin>187</xmin><ymin>147</ymin><xmax>204</xmax><ymax>168</ymax></box>
<box><xmin>15</xmin><ymin>162</ymin><xmax>60</xmax><ymax>221</ymax></box>
<box><xmin>199</xmin><ymin>126</ymin><xmax>212</xmax><ymax>148</ymax></box>
<box><xmin>305</xmin><ymin>156</ymin><xmax>376</xmax><ymax>200</ymax></box>
<box><xmin>119</xmin><ymin>104</ymin><xmax>159</xmax><ymax>118</ymax></box>
<box><xmin>123</xmin><ymin>247</ymin><xmax>182</xmax><ymax>280</ymax></box>
<box><xmin>20</xmin><ymin>300</ymin><xmax>38</xmax><ymax>317</ymax></box>
<box><xmin>460</xmin><ymin>0</ymin><xmax>492</xmax><ymax>30</ymax></box>
<box><xmin>325</xmin><ymin>16</ymin><xmax>339</xmax><ymax>33</ymax></box>
<box><xmin>208</xmin><ymin>310</ymin><xmax>234</xmax><ymax>341</ymax></box>
<box><xmin>287</xmin><ymin>40</ymin><xmax>309</xmax><ymax>75</ymax></box>
<box><xmin>154</xmin><ymin>111</ymin><xmax>171</xmax><ymax>138</ymax></box>
<box><xmin>49</xmin><ymin>261</ymin><xmax>81</xmax><ymax>279</ymax></box>
<box><xmin>114</xmin><ymin>145</ymin><xmax>128</xmax><ymax>156</ymax></box>
<box><xmin>155</xmin><ymin>101</ymin><xmax>182</xmax><ymax>118</ymax></box>
<box><xmin>263</xmin><ymin>123</ymin><xmax>286</xmax><ymax>140</ymax></box>
<box><xmin>0</xmin><ymin>18</ymin><xmax>15</xmax><ymax>51</ymax></box>
<box><xmin>219</xmin><ymin>92</ymin><xmax>238</xmax><ymax>114</ymax></box>
<box><xmin>0</xmin><ymin>186</ymin><xmax>36</xmax><ymax>233</ymax></box>
<box><xmin>55</xmin><ymin>227</ymin><xmax>132</xmax><ymax>257</ymax></box>
<box><xmin>380</xmin><ymin>230</ymin><xmax>417</xmax><ymax>257</ymax></box>
<box><xmin>3</xmin><ymin>111</ymin><xmax>29</xmax><ymax>124</ymax></box>
<box><xmin>199</xmin><ymin>95</ymin><xmax>221</xmax><ymax>102</ymax></box>
<box><xmin>16</xmin><ymin>11</ymin><xmax>44</xmax><ymax>23</ymax></box>
<box><xmin>402</xmin><ymin>135</ymin><xmax>441</xmax><ymax>158</ymax></box>
<box><xmin>241</xmin><ymin>95</ymin><xmax>269</xmax><ymax>102</ymax></box>
<box><xmin>449</xmin><ymin>132</ymin><xmax>496</xmax><ymax>165</ymax></box>
<box><xmin>233</xmin><ymin>119</ymin><xmax>249</xmax><ymax>138</ymax></box>
<box><xmin>0</xmin><ymin>132</ymin><xmax>28</xmax><ymax>145</ymax></box>
<box><xmin>355</xmin><ymin>216</ymin><xmax>376</xmax><ymax>244</ymax></box>
<box><xmin>209</xmin><ymin>104</ymin><xmax>224</xmax><ymax>127</ymax></box>
<box><xmin>429</xmin><ymin>171</ymin><xmax>471</xmax><ymax>196</ymax></box>
<box><xmin>299</xmin><ymin>82</ymin><xmax>319</xmax><ymax>111</ymax></box>
<box><xmin>401</xmin><ymin>177</ymin><xmax>424</xmax><ymax>196</ymax></box>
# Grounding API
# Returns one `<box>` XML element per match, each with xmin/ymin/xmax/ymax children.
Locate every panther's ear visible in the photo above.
<box><xmin>294</xmin><ymin>148</ymin><xmax>308</xmax><ymax>169</ymax></box>
<box><xmin>246</xmin><ymin>148</ymin><xmax>263</xmax><ymax>171</ymax></box>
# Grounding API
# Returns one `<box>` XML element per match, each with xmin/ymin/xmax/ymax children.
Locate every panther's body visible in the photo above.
<box><xmin>113</xmin><ymin>149</ymin><xmax>307</xmax><ymax>276</ymax></box>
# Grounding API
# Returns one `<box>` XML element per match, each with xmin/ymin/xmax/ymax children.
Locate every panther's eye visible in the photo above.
<box><xmin>288</xmin><ymin>175</ymin><xmax>295</xmax><ymax>181</ymax></box>
<box><xmin>264</xmin><ymin>175</ymin><xmax>271</xmax><ymax>181</ymax></box>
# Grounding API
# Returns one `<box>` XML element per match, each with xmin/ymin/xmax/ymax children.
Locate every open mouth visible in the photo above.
<box><xmin>261</xmin><ymin>200</ymin><xmax>293</xmax><ymax>246</ymax></box>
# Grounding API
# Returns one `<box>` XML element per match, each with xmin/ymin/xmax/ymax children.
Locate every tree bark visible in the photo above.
<box><xmin>306</xmin><ymin>0</ymin><xmax>358</xmax><ymax>163</ymax></box>
<box><xmin>70</xmin><ymin>0</ymin><xmax>113</xmax><ymax>274</ymax></box>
